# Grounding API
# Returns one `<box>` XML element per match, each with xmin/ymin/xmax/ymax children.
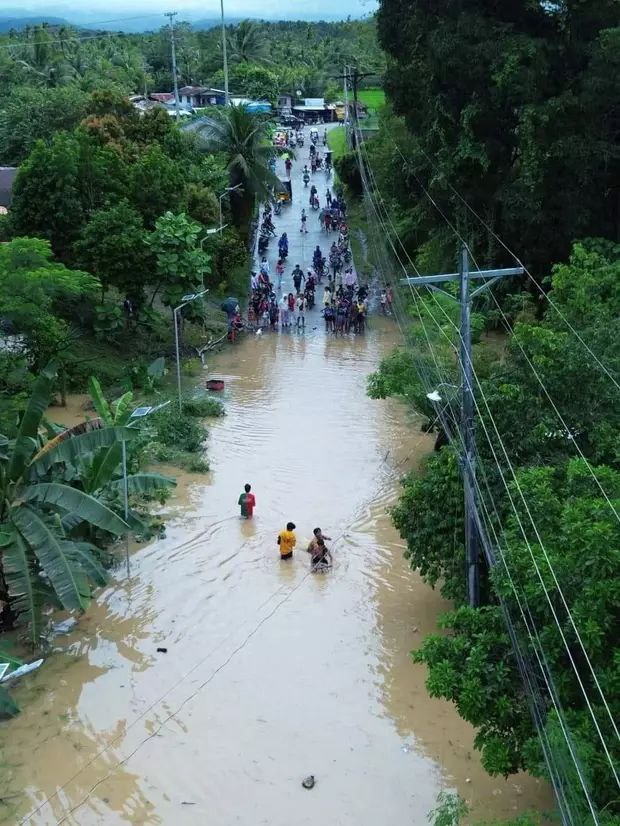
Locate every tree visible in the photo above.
<box><xmin>197</xmin><ymin>105</ymin><xmax>279</xmax><ymax>239</ymax></box>
<box><xmin>0</xmin><ymin>237</ymin><xmax>99</xmax><ymax>369</ymax></box>
<box><xmin>9</xmin><ymin>130</ymin><xmax>126</xmax><ymax>260</ymax></box>
<box><xmin>0</xmin><ymin>85</ymin><xmax>90</xmax><ymax>165</ymax></box>
<box><xmin>215</xmin><ymin>63</ymin><xmax>279</xmax><ymax>103</ymax></box>
<box><xmin>73</xmin><ymin>200</ymin><xmax>152</xmax><ymax>304</ymax></box>
<box><xmin>0</xmin><ymin>366</ymin><xmax>129</xmax><ymax>648</ymax></box>
<box><xmin>226</xmin><ymin>20</ymin><xmax>272</xmax><ymax>65</ymax></box>
<box><xmin>145</xmin><ymin>211</ymin><xmax>211</xmax><ymax>309</ymax></box>
<box><xmin>128</xmin><ymin>144</ymin><xmax>185</xmax><ymax>228</ymax></box>
<box><xmin>375</xmin><ymin>0</ymin><xmax>620</xmax><ymax>277</ymax></box>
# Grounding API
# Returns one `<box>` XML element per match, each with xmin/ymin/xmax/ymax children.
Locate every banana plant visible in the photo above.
<box><xmin>0</xmin><ymin>650</ymin><xmax>21</xmax><ymax>719</ymax></box>
<box><xmin>0</xmin><ymin>365</ymin><xmax>140</xmax><ymax>646</ymax></box>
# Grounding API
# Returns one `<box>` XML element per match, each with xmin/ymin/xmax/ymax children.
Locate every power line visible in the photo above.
<box><xmin>354</xmin><ymin>119</ymin><xmax>620</xmax><ymax>807</ymax></box>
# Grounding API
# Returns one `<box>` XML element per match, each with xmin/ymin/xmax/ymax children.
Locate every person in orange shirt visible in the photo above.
<box><xmin>277</xmin><ymin>522</ymin><xmax>296</xmax><ymax>560</ymax></box>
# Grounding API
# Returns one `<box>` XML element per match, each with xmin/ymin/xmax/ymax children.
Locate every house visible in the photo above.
<box><xmin>0</xmin><ymin>167</ymin><xmax>18</xmax><ymax>214</ymax></box>
<box><xmin>292</xmin><ymin>98</ymin><xmax>337</xmax><ymax>124</ymax></box>
<box><xmin>150</xmin><ymin>92</ymin><xmax>174</xmax><ymax>104</ymax></box>
<box><xmin>276</xmin><ymin>93</ymin><xmax>295</xmax><ymax>116</ymax></box>
<box><xmin>178</xmin><ymin>86</ymin><xmax>226</xmax><ymax>108</ymax></box>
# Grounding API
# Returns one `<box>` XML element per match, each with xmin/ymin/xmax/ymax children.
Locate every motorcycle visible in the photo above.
<box><xmin>310</xmin><ymin>194</ymin><xmax>320</xmax><ymax>210</ymax></box>
<box><xmin>303</xmin><ymin>172</ymin><xmax>310</xmax><ymax>187</ymax></box>
<box><xmin>304</xmin><ymin>287</ymin><xmax>315</xmax><ymax>310</ymax></box>
<box><xmin>274</xmin><ymin>200</ymin><xmax>282</xmax><ymax>216</ymax></box>
<box><xmin>258</xmin><ymin>234</ymin><xmax>269</xmax><ymax>255</ymax></box>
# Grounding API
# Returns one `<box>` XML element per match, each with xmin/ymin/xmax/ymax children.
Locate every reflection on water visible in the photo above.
<box><xmin>1</xmin><ymin>319</ymin><xmax>550</xmax><ymax>825</ymax></box>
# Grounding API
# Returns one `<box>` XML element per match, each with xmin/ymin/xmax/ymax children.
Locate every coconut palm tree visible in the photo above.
<box><xmin>226</xmin><ymin>20</ymin><xmax>271</xmax><ymax>66</ymax></box>
<box><xmin>197</xmin><ymin>104</ymin><xmax>282</xmax><ymax>239</ymax></box>
<box><xmin>0</xmin><ymin>365</ymin><xmax>173</xmax><ymax>648</ymax></box>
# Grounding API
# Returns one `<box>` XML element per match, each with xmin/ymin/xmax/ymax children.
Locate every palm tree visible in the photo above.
<box><xmin>197</xmin><ymin>104</ymin><xmax>282</xmax><ymax>239</ymax></box>
<box><xmin>0</xmin><ymin>366</ymin><xmax>173</xmax><ymax>648</ymax></box>
<box><xmin>226</xmin><ymin>20</ymin><xmax>271</xmax><ymax>66</ymax></box>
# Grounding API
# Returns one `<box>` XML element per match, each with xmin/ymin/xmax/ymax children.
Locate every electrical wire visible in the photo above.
<box><xmin>352</xmin><ymin>111</ymin><xmax>614</xmax><ymax>812</ymax></box>
<box><xmin>384</xmin><ymin>134</ymin><xmax>620</xmax><ymax>525</ymax></box>
<box><xmin>365</xmin><ymin>127</ymin><xmax>620</xmax><ymax>762</ymax></box>
<box><xmin>409</xmin><ymin>137</ymin><xmax>620</xmax><ymax>393</ymax></box>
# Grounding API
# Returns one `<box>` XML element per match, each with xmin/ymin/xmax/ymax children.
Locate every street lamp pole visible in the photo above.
<box><xmin>121</xmin><ymin>401</ymin><xmax>170</xmax><ymax>577</ymax></box>
<box><xmin>173</xmin><ymin>289</ymin><xmax>209</xmax><ymax>413</ymax></box>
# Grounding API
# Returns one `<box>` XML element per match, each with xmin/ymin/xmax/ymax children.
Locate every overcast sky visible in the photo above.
<box><xmin>1</xmin><ymin>0</ymin><xmax>377</xmax><ymax>23</ymax></box>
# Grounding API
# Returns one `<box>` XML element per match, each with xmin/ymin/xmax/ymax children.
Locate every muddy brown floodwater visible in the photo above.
<box><xmin>0</xmin><ymin>140</ymin><xmax>551</xmax><ymax>824</ymax></box>
<box><xmin>0</xmin><ymin>320</ymin><xmax>551</xmax><ymax>826</ymax></box>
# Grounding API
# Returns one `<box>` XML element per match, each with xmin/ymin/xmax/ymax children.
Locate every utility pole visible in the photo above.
<box><xmin>343</xmin><ymin>64</ymin><xmax>349</xmax><ymax>127</ymax></box>
<box><xmin>401</xmin><ymin>248</ymin><xmax>524</xmax><ymax>607</ymax></box>
<box><xmin>165</xmin><ymin>11</ymin><xmax>181</xmax><ymax>121</ymax></box>
<box><xmin>220</xmin><ymin>0</ymin><xmax>229</xmax><ymax>104</ymax></box>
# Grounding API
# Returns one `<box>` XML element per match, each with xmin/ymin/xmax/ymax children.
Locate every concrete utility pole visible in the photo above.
<box><xmin>220</xmin><ymin>0</ymin><xmax>229</xmax><ymax>104</ymax></box>
<box><xmin>401</xmin><ymin>248</ymin><xmax>524</xmax><ymax>607</ymax></box>
<box><xmin>165</xmin><ymin>11</ymin><xmax>181</xmax><ymax>121</ymax></box>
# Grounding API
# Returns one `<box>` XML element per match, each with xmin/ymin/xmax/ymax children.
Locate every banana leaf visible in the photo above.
<box><xmin>32</xmin><ymin>426</ymin><xmax>138</xmax><ymax>475</ymax></box>
<box><xmin>0</xmin><ymin>685</ymin><xmax>19</xmax><ymax>718</ymax></box>
<box><xmin>87</xmin><ymin>376</ymin><xmax>113</xmax><ymax>425</ymax></box>
<box><xmin>107</xmin><ymin>473</ymin><xmax>176</xmax><ymax>495</ymax></box>
<box><xmin>2</xmin><ymin>528</ymin><xmax>45</xmax><ymax>645</ymax></box>
<box><xmin>11</xmin><ymin>506</ymin><xmax>91</xmax><ymax>613</ymax></box>
<box><xmin>62</xmin><ymin>541</ymin><xmax>108</xmax><ymax>588</ymax></box>
<box><xmin>8</xmin><ymin>362</ymin><xmax>57</xmax><ymax>483</ymax></box>
<box><xmin>22</xmin><ymin>483</ymin><xmax>128</xmax><ymax>535</ymax></box>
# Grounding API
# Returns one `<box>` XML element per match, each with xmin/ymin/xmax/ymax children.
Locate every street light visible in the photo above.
<box><xmin>218</xmin><ymin>183</ymin><xmax>242</xmax><ymax>231</ymax></box>
<box><xmin>173</xmin><ymin>289</ymin><xmax>209</xmax><ymax>413</ymax></box>
<box><xmin>121</xmin><ymin>400</ymin><xmax>171</xmax><ymax>577</ymax></box>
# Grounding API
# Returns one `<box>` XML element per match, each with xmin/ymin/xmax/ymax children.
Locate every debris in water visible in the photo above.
<box><xmin>156</xmin><ymin>647</ymin><xmax>168</xmax><ymax>654</ymax></box>
<box><xmin>401</xmin><ymin>743</ymin><xmax>412</xmax><ymax>754</ymax></box>
<box><xmin>52</xmin><ymin>618</ymin><xmax>78</xmax><ymax>636</ymax></box>
<box><xmin>302</xmin><ymin>775</ymin><xmax>315</xmax><ymax>789</ymax></box>
<box><xmin>1</xmin><ymin>659</ymin><xmax>44</xmax><ymax>684</ymax></box>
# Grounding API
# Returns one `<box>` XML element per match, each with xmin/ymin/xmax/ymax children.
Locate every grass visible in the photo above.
<box><xmin>327</xmin><ymin>126</ymin><xmax>348</xmax><ymax>159</ymax></box>
<box><xmin>358</xmin><ymin>89</ymin><xmax>386</xmax><ymax>108</ymax></box>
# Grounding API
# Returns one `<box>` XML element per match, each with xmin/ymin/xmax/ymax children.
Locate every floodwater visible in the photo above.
<box><xmin>0</xmin><ymin>134</ymin><xmax>550</xmax><ymax>826</ymax></box>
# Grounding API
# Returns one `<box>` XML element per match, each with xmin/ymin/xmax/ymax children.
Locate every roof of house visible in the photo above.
<box><xmin>178</xmin><ymin>86</ymin><xmax>226</xmax><ymax>96</ymax></box>
<box><xmin>0</xmin><ymin>167</ymin><xmax>18</xmax><ymax>208</ymax></box>
<box><xmin>150</xmin><ymin>92</ymin><xmax>174</xmax><ymax>102</ymax></box>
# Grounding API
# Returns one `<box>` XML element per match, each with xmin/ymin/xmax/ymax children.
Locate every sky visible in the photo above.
<box><xmin>0</xmin><ymin>0</ymin><xmax>377</xmax><ymax>25</ymax></box>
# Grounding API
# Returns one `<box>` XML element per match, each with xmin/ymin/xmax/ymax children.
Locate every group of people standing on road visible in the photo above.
<box><xmin>246</xmin><ymin>187</ymin><xmax>375</xmax><ymax>336</ymax></box>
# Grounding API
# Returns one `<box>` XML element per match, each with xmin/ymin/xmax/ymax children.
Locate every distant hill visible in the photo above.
<box><xmin>0</xmin><ymin>15</ymin><xmax>68</xmax><ymax>31</ymax></box>
<box><xmin>192</xmin><ymin>18</ymin><xmax>243</xmax><ymax>31</ymax></box>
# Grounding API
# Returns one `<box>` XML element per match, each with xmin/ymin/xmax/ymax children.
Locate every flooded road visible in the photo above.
<box><xmin>0</xmin><ymin>137</ymin><xmax>550</xmax><ymax>826</ymax></box>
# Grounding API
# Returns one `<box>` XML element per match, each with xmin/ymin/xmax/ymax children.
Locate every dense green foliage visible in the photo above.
<box><xmin>0</xmin><ymin>366</ymin><xmax>175</xmax><ymax>656</ymax></box>
<box><xmin>374</xmin><ymin>0</ymin><xmax>619</xmax><ymax>278</ymax></box>
<box><xmin>368</xmin><ymin>241</ymin><xmax>620</xmax><ymax>815</ymax></box>
<box><xmin>358</xmin><ymin>6</ymin><xmax>620</xmax><ymax>816</ymax></box>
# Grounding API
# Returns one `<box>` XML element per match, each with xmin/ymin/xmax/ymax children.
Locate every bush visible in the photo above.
<box><xmin>154</xmin><ymin>409</ymin><xmax>205</xmax><ymax>452</ymax></box>
<box><xmin>183</xmin><ymin>394</ymin><xmax>225</xmax><ymax>417</ymax></box>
